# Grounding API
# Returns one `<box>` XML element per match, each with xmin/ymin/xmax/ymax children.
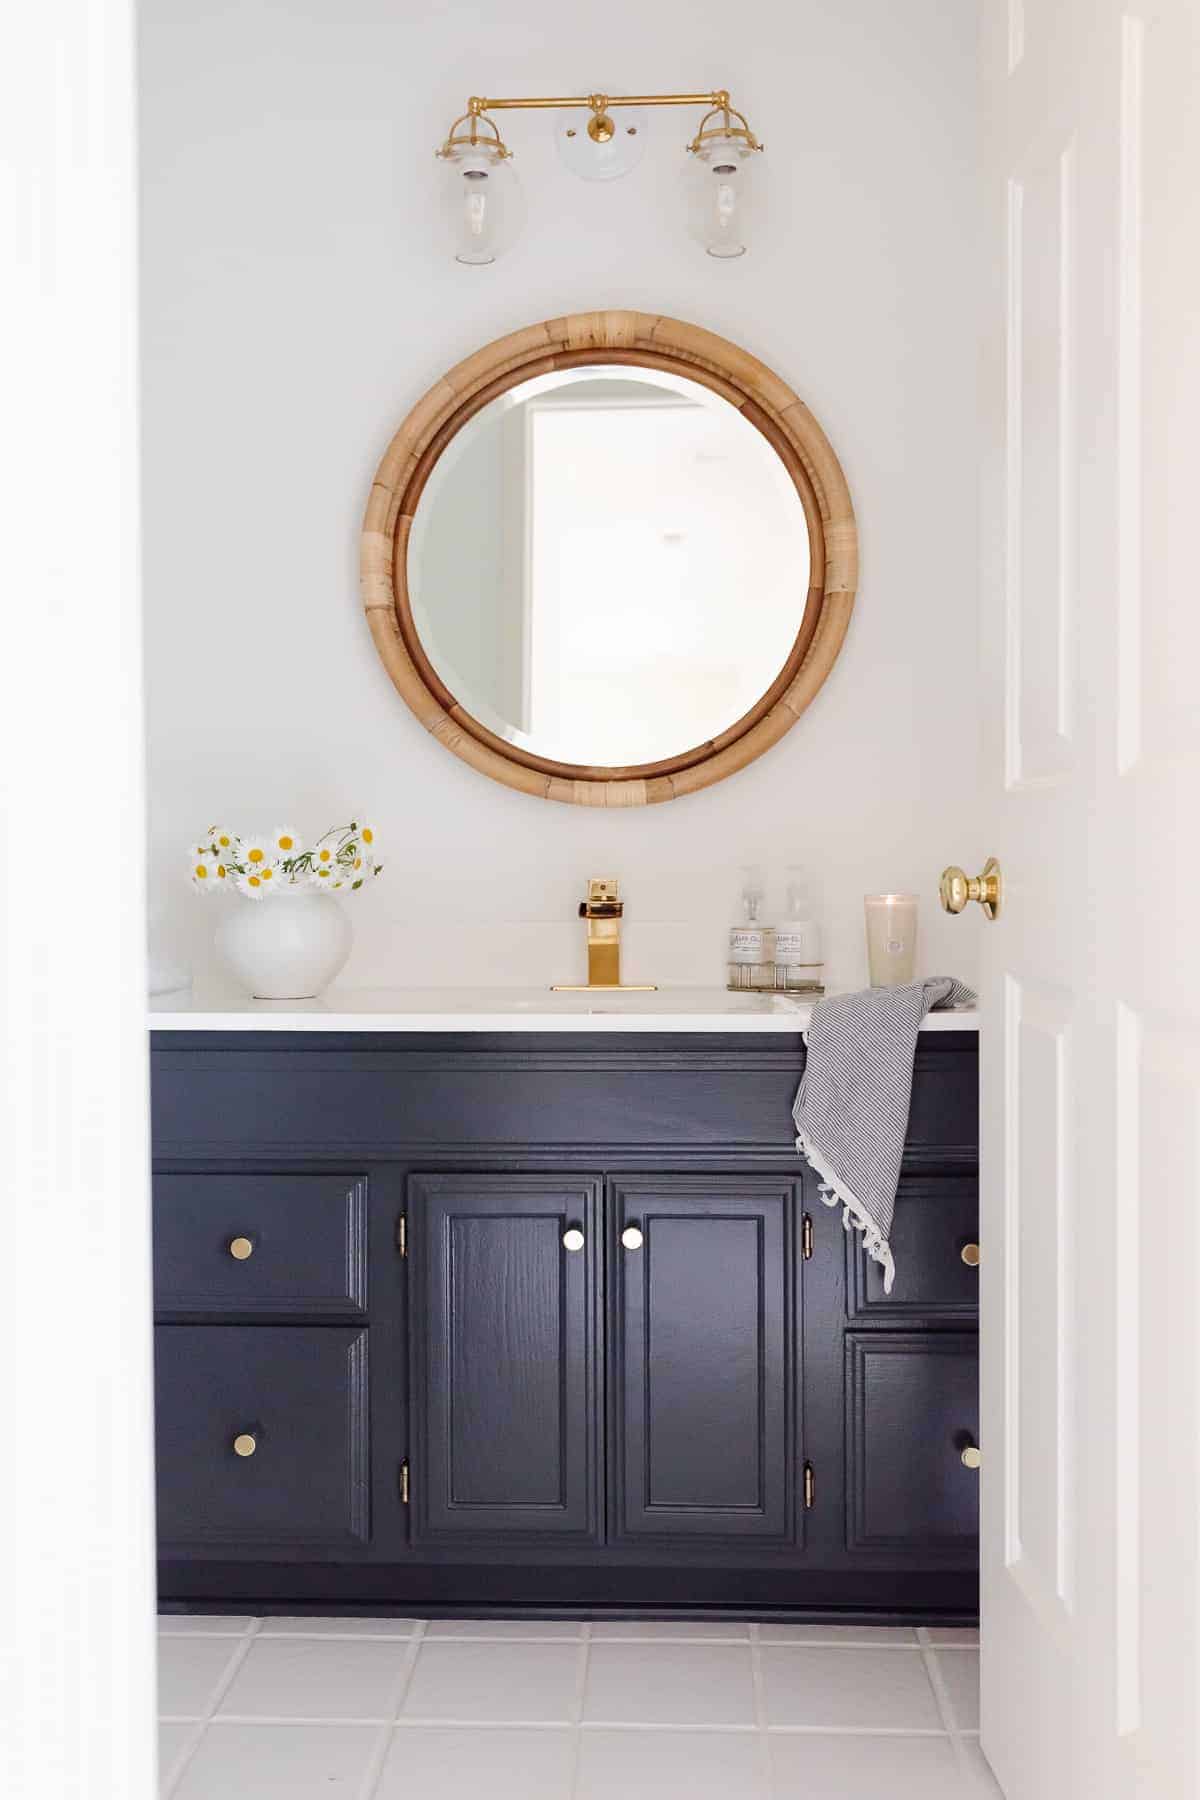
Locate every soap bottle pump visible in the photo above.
<box><xmin>772</xmin><ymin>868</ymin><xmax>824</xmax><ymax>993</ymax></box>
<box><xmin>727</xmin><ymin>865</ymin><xmax>775</xmax><ymax>992</ymax></box>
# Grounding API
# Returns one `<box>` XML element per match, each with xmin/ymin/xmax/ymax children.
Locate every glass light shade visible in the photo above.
<box><xmin>439</xmin><ymin>144</ymin><xmax>523</xmax><ymax>265</ymax></box>
<box><xmin>685</xmin><ymin>139</ymin><xmax>756</xmax><ymax>259</ymax></box>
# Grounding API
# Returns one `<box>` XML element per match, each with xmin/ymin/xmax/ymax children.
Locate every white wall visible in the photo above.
<box><xmin>140</xmin><ymin>0</ymin><xmax>981</xmax><ymax>994</ymax></box>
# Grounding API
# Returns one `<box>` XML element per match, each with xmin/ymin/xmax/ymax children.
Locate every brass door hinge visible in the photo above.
<box><xmin>396</xmin><ymin>1213</ymin><xmax>407</xmax><ymax>1257</ymax></box>
<box><xmin>802</xmin><ymin>1213</ymin><xmax>814</xmax><ymax>1260</ymax></box>
<box><xmin>803</xmin><ymin>1460</ymin><xmax>815</xmax><ymax>1510</ymax></box>
<box><xmin>400</xmin><ymin>1460</ymin><xmax>410</xmax><ymax>1505</ymax></box>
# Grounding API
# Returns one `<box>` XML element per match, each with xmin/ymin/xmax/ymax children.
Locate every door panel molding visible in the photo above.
<box><xmin>1002</xmin><ymin>972</ymin><xmax>1075</xmax><ymax>1629</ymax></box>
<box><xmin>609</xmin><ymin>1176</ymin><xmax>796</xmax><ymax>1546</ymax></box>
<box><xmin>1004</xmin><ymin>136</ymin><xmax>1078</xmax><ymax>792</ymax></box>
<box><xmin>409</xmin><ymin>1173</ymin><xmax>602</xmax><ymax>1546</ymax></box>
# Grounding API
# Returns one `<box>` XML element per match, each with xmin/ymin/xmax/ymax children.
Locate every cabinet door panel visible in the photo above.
<box><xmin>846</xmin><ymin>1332</ymin><xmax>979</xmax><ymax>1556</ymax></box>
<box><xmin>155</xmin><ymin>1324</ymin><xmax>369</xmax><ymax>1547</ymax></box>
<box><xmin>612</xmin><ymin>1178</ymin><xmax>795</xmax><ymax>1543</ymax></box>
<box><xmin>411</xmin><ymin>1174</ymin><xmax>601</xmax><ymax>1544</ymax></box>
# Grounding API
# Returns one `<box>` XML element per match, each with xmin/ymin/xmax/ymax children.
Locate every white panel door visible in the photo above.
<box><xmin>976</xmin><ymin>3</ymin><xmax>1200</xmax><ymax>1796</ymax></box>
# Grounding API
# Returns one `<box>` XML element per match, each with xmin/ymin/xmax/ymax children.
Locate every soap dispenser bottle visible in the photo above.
<box><xmin>727</xmin><ymin>865</ymin><xmax>775</xmax><ymax>992</ymax></box>
<box><xmin>772</xmin><ymin>868</ymin><xmax>824</xmax><ymax>993</ymax></box>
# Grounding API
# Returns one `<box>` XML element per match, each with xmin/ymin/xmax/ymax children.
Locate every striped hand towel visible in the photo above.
<box><xmin>792</xmin><ymin>977</ymin><xmax>976</xmax><ymax>1292</ymax></box>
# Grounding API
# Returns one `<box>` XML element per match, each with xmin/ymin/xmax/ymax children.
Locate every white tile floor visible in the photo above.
<box><xmin>157</xmin><ymin>1615</ymin><xmax>1002</xmax><ymax>1798</ymax></box>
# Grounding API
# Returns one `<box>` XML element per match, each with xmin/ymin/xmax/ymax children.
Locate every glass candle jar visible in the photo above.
<box><xmin>864</xmin><ymin>893</ymin><xmax>918</xmax><ymax>988</ymax></box>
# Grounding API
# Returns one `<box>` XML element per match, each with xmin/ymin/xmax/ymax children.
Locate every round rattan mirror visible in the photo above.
<box><xmin>361</xmin><ymin>312</ymin><xmax>857</xmax><ymax>805</ymax></box>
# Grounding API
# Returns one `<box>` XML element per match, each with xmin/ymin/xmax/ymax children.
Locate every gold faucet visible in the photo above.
<box><xmin>580</xmin><ymin>876</ymin><xmax>622</xmax><ymax>987</ymax></box>
<box><xmin>551</xmin><ymin>878</ymin><xmax>657</xmax><ymax>992</ymax></box>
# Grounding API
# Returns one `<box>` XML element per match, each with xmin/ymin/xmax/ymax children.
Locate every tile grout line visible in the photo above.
<box><xmin>255</xmin><ymin>1630</ymin><xmax>425</xmax><ymax>1642</ymax></box>
<box><xmin>359</xmin><ymin>1619</ymin><xmax>428</xmax><ymax>1800</ymax></box>
<box><xmin>381</xmin><ymin>1720</ymin><xmax>945</xmax><ymax>1737</ymax></box>
<box><xmin>566</xmin><ymin>1622</ymin><xmax>591</xmax><ymax>1800</ymax></box>
<box><xmin>753</xmin><ymin>1638</ymin><xmax>925</xmax><ymax>1651</ymax></box>
<box><xmin>749</xmin><ymin>1623</ymin><xmax>774</xmax><ymax>1795</ymax></box>
<box><xmin>918</xmin><ymin>1631</ymin><xmax>976</xmax><ymax>1783</ymax></box>
<box><xmin>157</xmin><ymin>1718</ymin><xmax>206</xmax><ymax>1797</ymax></box>
<box><xmin>161</xmin><ymin>1617</ymin><xmax>264</xmax><ymax>1798</ymax></box>
<box><xmin>158</xmin><ymin>1617</ymin><xmax>257</xmax><ymax>1639</ymax></box>
<box><xmin>392</xmin><ymin>1719</ymin><xmax>591</xmax><ymax>1732</ymax></box>
<box><xmin>723</xmin><ymin>1724</ymin><xmax>949</xmax><ymax>1737</ymax></box>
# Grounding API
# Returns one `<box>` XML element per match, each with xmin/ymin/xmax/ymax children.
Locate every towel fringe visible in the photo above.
<box><xmin>795</xmin><ymin>1130</ymin><xmax>896</xmax><ymax>1294</ymax></box>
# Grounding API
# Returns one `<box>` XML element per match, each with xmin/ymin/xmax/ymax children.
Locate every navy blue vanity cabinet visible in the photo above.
<box><xmin>152</xmin><ymin>1155</ymin><xmax>409</xmax><ymax>1565</ymax></box>
<box><xmin>609</xmin><ymin>1177</ymin><xmax>796</xmax><ymax>1545</ymax></box>
<box><xmin>844</xmin><ymin>1333</ymin><xmax>980</xmax><ymax>1554</ymax></box>
<box><xmin>409</xmin><ymin>1174</ymin><xmax>602</xmax><ymax>1545</ymax></box>
<box><xmin>151</xmin><ymin>1029</ymin><xmax>979</xmax><ymax>1621</ymax></box>
<box><xmin>153</xmin><ymin>1173</ymin><xmax>368</xmax><ymax>1317</ymax></box>
<box><xmin>155</xmin><ymin>1324</ymin><xmax>370</xmax><ymax>1546</ymax></box>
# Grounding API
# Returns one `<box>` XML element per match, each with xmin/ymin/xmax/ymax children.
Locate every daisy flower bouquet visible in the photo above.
<box><xmin>189</xmin><ymin>821</ymin><xmax>383</xmax><ymax>900</ymax></box>
<box><xmin>191</xmin><ymin>821</ymin><xmax>382</xmax><ymax>999</ymax></box>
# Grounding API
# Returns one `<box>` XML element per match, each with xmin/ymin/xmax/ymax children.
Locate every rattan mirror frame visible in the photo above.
<box><xmin>361</xmin><ymin>311</ymin><xmax>857</xmax><ymax>805</ymax></box>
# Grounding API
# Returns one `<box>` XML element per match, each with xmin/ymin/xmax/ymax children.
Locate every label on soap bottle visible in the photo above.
<box><xmin>729</xmin><ymin>927</ymin><xmax>772</xmax><ymax>965</ymax></box>
<box><xmin>774</xmin><ymin>923</ymin><xmax>820</xmax><ymax>966</ymax></box>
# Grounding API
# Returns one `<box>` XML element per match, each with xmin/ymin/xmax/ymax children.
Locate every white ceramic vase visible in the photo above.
<box><xmin>214</xmin><ymin>888</ymin><xmax>352</xmax><ymax>1000</ymax></box>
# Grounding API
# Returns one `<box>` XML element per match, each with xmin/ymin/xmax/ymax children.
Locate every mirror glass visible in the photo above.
<box><xmin>408</xmin><ymin>364</ymin><xmax>811</xmax><ymax>769</ymax></box>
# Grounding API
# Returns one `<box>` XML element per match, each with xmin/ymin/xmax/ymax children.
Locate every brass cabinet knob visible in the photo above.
<box><xmin>562</xmin><ymin>1227</ymin><xmax>585</xmax><ymax>1252</ymax></box>
<box><xmin>961</xmin><ymin>1444</ymin><xmax>982</xmax><ymax>1470</ymax></box>
<box><xmin>939</xmin><ymin>857</ymin><xmax>1002</xmax><ymax>920</ymax></box>
<box><xmin>228</xmin><ymin>1236</ymin><xmax>254</xmax><ymax>1261</ymax></box>
<box><xmin>232</xmin><ymin>1433</ymin><xmax>257</xmax><ymax>1458</ymax></box>
<box><xmin>960</xmin><ymin>1241</ymin><xmax>981</xmax><ymax>1268</ymax></box>
<box><xmin>621</xmin><ymin>1225</ymin><xmax>644</xmax><ymax>1251</ymax></box>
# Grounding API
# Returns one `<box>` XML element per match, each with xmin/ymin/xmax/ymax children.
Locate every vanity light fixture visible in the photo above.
<box><xmin>435</xmin><ymin>89</ymin><xmax>763</xmax><ymax>264</ymax></box>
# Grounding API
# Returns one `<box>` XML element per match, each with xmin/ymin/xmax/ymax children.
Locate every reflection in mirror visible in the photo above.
<box><xmin>408</xmin><ymin>366</ymin><xmax>811</xmax><ymax>768</ymax></box>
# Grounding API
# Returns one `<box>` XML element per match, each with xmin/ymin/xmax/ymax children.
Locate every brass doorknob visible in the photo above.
<box><xmin>939</xmin><ymin>857</ymin><xmax>1002</xmax><ymax>920</ymax></box>
<box><xmin>228</xmin><ymin>1236</ymin><xmax>254</xmax><ymax>1261</ymax></box>
<box><xmin>233</xmin><ymin>1433</ymin><xmax>257</xmax><ymax>1458</ymax></box>
<box><xmin>961</xmin><ymin>1444</ymin><xmax>982</xmax><ymax>1470</ymax></box>
<box><xmin>562</xmin><ymin>1227</ymin><xmax>585</xmax><ymax>1252</ymax></box>
<box><xmin>960</xmin><ymin>1241</ymin><xmax>981</xmax><ymax>1268</ymax></box>
<box><xmin>621</xmin><ymin>1225</ymin><xmax>644</xmax><ymax>1251</ymax></box>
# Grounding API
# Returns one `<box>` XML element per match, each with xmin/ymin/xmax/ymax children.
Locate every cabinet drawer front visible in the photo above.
<box><xmin>847</xmin><ymin>1177</ymin><xmax>979</xmax><ymax>1323</ymax></box>
<box><xmin>845</xmin><ymin>1332</ymin><xmax>979</xmax><ymax>1556</ymax></box>
<box><xmin>410</xmin><ymin>1174</ymin><xmax>602</xmax><ymax>1544</ymax></box>
<box><xmin>612</xmin><ymin>1177</ymin><xmax>795</xmax><ymax>1543</ymax></box>
<box><xmin>153</xmin><ymin>1173</ymin><xmax>367</xmax><ymax>1315</ymax></box>
<box><xmin>155</xmin><ymin>1325</ymin><xmax>369</xmax><ymax>1547</ymax></box>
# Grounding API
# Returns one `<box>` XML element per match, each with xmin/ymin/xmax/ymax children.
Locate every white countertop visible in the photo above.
<box><xmin>148</xmin><ymin>986</ymin><xmax>980</xmax><ymax>1034</ymax></box>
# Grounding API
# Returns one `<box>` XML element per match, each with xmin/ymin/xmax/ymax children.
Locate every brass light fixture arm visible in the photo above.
<box><xmin>477</xmin><ymin>91</ymin><xmax>728</xmax><ymax>110</ymax></box>
<box><xmin>438</xmin><ymin>89</ymin><xmax>762</xmax><ymax>159</ymax></box>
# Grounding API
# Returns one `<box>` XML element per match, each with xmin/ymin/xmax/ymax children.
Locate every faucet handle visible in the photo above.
<box><xmin>581</xmin><ymin>876</ymin><xmax>623</xmax><ymax>919</ymax></box>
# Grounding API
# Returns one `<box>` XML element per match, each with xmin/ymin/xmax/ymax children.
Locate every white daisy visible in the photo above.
<box><xmin>207</xmin><ymin>827</ymin><xmax>237</xmax><ymax>857</ymax></box>
<box><xmin>271</xmin><ymin>826</ymin><xmax>302</xmax><ymax>859</ymax></box>
<box><xmin>189</xmin><ymin>846</ymin><xmax>218</xmax><ymax>890</ymax></box>
<box><xmin>356</xmin><ymin>821</ymin><xmax>377</xmax><ymax>851</ymax></box>
<box><xmin>240</xmin><ymin>837</ymin><xmax>271</xmax><ymax>872</ymax></box>
<box><xmin>311</xmin><ymin>839</ymin><xmax>340</xmax><ymax>871</ymax></box>
<box><xmin>236</xmin><ymin>869</ymin><xmax>269</xmax><ymax>899</ymax></box>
